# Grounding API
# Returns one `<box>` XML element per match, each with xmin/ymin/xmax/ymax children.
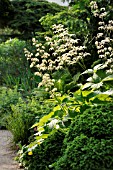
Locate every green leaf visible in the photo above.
<box><xmin>85</xmin><ymin>91</ymin><xmax>100</xmax><ymax>101</ymax></box>
<box><xmin>73</xmin><ymin>72</ymin><xmax>80</xmax><ymax>82</ymax></box>
<box><xmin>91</xmin><ymin>82</ymin><xmax>103</xmax><ymax>89</ymax></box>
<box><xmin>102</xmin><ymin>75</ymin><xmax>113</xmax><ymax>82</ymax></box>
<box><xmin>82</xmin><ymin>69</ymin><xmax>93</xmax><ymax>75</ymax></box>
<box><xmin>64</xmin><ymin>81</ymin><xmax>75</xmax><ymax>92</ymax></box>
<box><xmin>53</xmin><ymin>105</ymin><xmax>61</xmax><ymax>112</ymax></box>
<box><xmin>96</xmin><ymin>69</ymin><xmax>107</xmax><ymax>79</ymax></box>
<box><xmin>87</xmin><ymin>77</ymin><xmax>93</xmax><ymax>82</ymax></box>
<box><xmin>32</xmin><ymin>109</ymin><xmax>56</xmax><ymax>128</ymax></box>
<box><xmin>55</xmin><ymin>79</ymin><xmax>64</xmax><ymax>91</ymax></box>
<box><xmin>92</xmin><ymin>73</ymin><xmax>101</xmax><ymax>82</ymax></box>
<box><xmin>82</xmin><ymin>82</ymin><xmax>93</xmax><ymax>90</ymax></box>
<box><xmin>93</xmin><ymin>64</ymin><xmax>103</xmax><ymax>71</ymax></box>
<box><xmin>62</xmin><ymin>97</ymin><xmax>69</xmax><ymax>103</ymax></box>
<box><xmin>103</xmin><ymin>89</ymin><xmax>113</xmax><ymax>96</ymax></box>
<box><xmin>91</xmin><ymin>94</ymin><xmax>112</xmax><ymax>103</ymax></box>
<box><xmin>68</xmin><ymin>109</ymin><xmax>79</xmax><ymax>118</ymax></box>
<box><xmin>57</xmin><ymin>96</ymin><xmax>68</xmax><ymax>103</ymax></box>
<box><xmin>35</xmin><ymin>134</ymin><xmax>49</xmax><ymax>140</ymax></box>
<box><xmin>54</xmin><ymin>110</ymin><xmax>64</xmax><ymax>118</ymax></box>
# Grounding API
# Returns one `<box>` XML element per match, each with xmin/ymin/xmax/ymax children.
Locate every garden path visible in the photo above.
<box><xmin>0</xmin><ymin>130</ymin><xmax>22</xmax><ymax>170</ymax></box>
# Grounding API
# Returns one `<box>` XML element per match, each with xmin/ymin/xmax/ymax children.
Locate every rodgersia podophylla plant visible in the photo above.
<box><xmin>24</xmin><ymin>24</ymin><xmax>90</xmax><ymax>96</ymax></box>
<box><xmin>90</xmin><ymin>1</ymin><xmax>113</xmax><ymax>73</ymax></box>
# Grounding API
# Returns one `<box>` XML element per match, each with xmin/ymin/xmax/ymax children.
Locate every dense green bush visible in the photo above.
<box><xmin>0</xmin><ymin>38</ymin><xmax>26</xmax><ymax>84</ymax></box>
<box><xmin>5</xmin><ymin>90</ymin><xmax>55</xmax><ymax>144</ymax></box>
<box><xmin>0</xmin><ymin>86</ymin><xmax>21</xmax><ymax>127</ymax></box>
<box><xmin>5</xmin><ymin>97</ymin><xmax>40</xmax><ymax>144</ymax></box>
<box><xmin>18</xmin><ymin>129</ymin><xmax>65</xmax><ymax>170</ymax></box>
<box><xmin>0</xmin><ymin>38</ymin><xmax>36</xmax><ymax>90</ymax></box>
<box><xmin>54</xmin><ymin>103</ymin><xmax>113</xmax><ymax>170</ymax></box>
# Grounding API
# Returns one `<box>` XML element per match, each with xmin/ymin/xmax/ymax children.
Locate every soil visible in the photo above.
<box><xmin>0</xmin><ymin>130</ymin><xmax>23</xmax><ymax>170</ymax></box>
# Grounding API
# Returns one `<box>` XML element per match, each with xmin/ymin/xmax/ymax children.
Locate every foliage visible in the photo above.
<box><xmin>0</xmin><ymin>86</ymin><xmax>21</xmax><ymax>127</ymax></box>
<box><xmin>6</xmin><ymin>102</ymin><xmax>35</xmax><ymax>145</ymax></box>
<box><xmin>81</xmin><ymin>64</ymin><xmax>113</xmax><ymax>91</ymax></box>
<box><xmin>40</xmin><ymin>0</ymin><xmax>113</xmax><ymax>68</ymax></box>
<box><xmin>0</xmin><ymin>38</ymin><xmax>26</xmax><ymax>84</ymax></box>
<box><xmin>1</xmin><ymin>0</ymin><xmax>65</xmax><ymax>39</ymax></box>
<box><xmin>0</xmin><ymin>27</ymin><xmax>20</xmax><ymax>42</ymax></box>
<box><xmin>24</xmin><ymin>0</ymin><xmax>113</xmax><ymax>147</ymax></box>
<box><xmin>0</xmin><ymin>0</ymin><xmax>14</xmax><ymax>28</ymax></box>
<box><xmin>17</xmin><ymin>129</ymin><xmax>65</xmax><ymax>170</ymax></box>
<box><xmin>25</xmin><ymin>24</ymin><xmax>90</xmax><ymax>97</ymax></box>
<box><xmin>40</xmin><ymin>0</ymin><xmax>90</xmax><ymax>39</ymax></box>
<box><xmin>53</xmin><ymin>103</ymin><xmax>113</xmax><ymax>170</ymax></box>
<box><xmin>1</xmin><ymin>1</ymin><xmax>113</xmax><ymax>169</ymax></box>
<box><xmin>30</xmin><ymin>84</ymin><xmax>113</xmax><ymax>151</ymax></box>
<box><xmin>5</xmin><ymin>91</ymin><xmax>55</xmax><ymax>144</ymax></box>
<box><xmin>0</xmin><ymin>38</ymin><xmax>36</xmax><ymax>91</ymax></box>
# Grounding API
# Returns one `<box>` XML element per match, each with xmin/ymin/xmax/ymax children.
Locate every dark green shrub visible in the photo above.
<box><xmin>0</xmin><ymin>0</ymin><xmax>13</xmax><ymax>28</ymax></box>
<box><xmin>8</xmin><ymin>0</ymin><xmax>65</xmax><ymax>39</ymax></box>
<box><xmin>19</xmin><ymin>129</ymin><xmax>66</xmax><ymax>170</ymax></box>
<box><xmin>54</xmin><ymin>103</ymin><xmax>113</xmax><ymax>170</ymax></box>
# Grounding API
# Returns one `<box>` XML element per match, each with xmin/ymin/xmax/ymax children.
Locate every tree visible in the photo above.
<box><xmin>0</xmin><ymin>0</ymin><xmax>65</xmax><ymax>39</ymax></box>
<box><xmin>0</xmin><ymin>0</ymin><xmax>14</xmax><ymax>28</ymax></box>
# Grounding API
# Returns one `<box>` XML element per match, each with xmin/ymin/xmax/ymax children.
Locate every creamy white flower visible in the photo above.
<box><xmin>97</xmin><ymin>33</ymin><xmax>103</xmax><ymax>38</ymax></box>
<box><xmin>34</xmin><ymin>72</ymin><xmax>42</xmax><ymax>76</ymax></box>
<box><xmin>98</xmin><ymin>22</ymin><xmax>105</xmax><ymax>26</ymax></box>
<box><xmin>108</xmin><ymin>47</ymin><xmax>113</xmax><ymax>51</ymax></box>
<box><xmin>30</xmin><ymin>62</ymin><xmax>35</xmax><ymax>68</ymax></box>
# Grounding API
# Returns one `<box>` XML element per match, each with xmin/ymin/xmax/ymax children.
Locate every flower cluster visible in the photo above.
<box><xmin>91</xmin><ymin>1</ymin><xmax>113</xmax><ymax>73</ymax></box>
<box><xmin>90</xmin><ymin>1</ymin><xmax>99</xmax><ymax>17</ymax></box>
<box><xmin>25</xmin><ymin>24</ymin><xmax>90</xmax><ymax>96</ymax></box>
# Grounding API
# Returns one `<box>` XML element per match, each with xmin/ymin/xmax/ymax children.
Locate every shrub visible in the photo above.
<box><xmin>54</xmin><ymin>103</ymin><xmax>113</xmax><ymax>170</ymax></box>
<box><xmin>0</xmin><ymin>86</ymin><xmax>21</xmax><ymax>127</ymax></box>
<box><xmin>5</xmin><ymin>97</ymin><xmax>40</xmax><ymax>145</ymax></box>
<box><xmin>0</xmin><ymin>38</ymin><xmax>26</xmax><ymax>84</ymax></box>
<box><xmin>18</xmin><ymin>129</ymin><xmax>66</xmax><ymax>170</ymax></box>
<box><xmin>5</xmin><ymin>92</ymin><xmax>56</xmax><ymax>145</ymax></box>
<box><xmin>0</xmin><ymin>38</ymin><xmax>36</xmax><ymax>91</ymax></box>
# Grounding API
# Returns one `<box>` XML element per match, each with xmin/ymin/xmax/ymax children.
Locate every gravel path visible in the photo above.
<box><xmin>0</xmin><ymin>130</ymin><xmax>22</xmax><ymax>170</ymax></box>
